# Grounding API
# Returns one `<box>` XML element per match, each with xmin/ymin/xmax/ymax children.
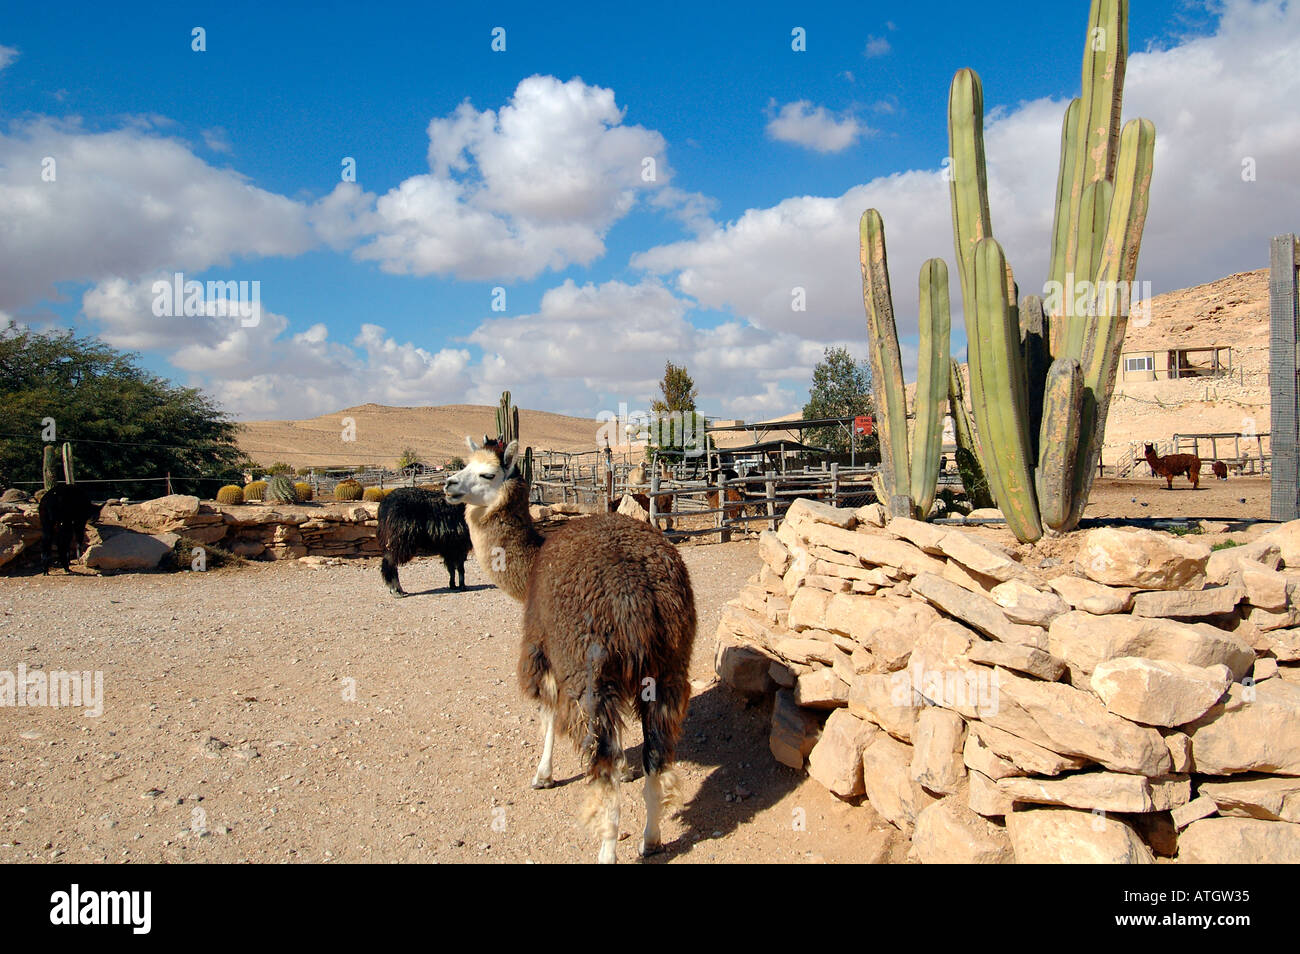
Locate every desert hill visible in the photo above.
<box><xmin>237</xmin><ymin>403</ymin><xmax>604</xmax><ymax>470</ymax></box>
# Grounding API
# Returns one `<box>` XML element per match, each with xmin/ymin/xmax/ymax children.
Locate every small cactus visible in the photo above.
<box><xmin>244</xmin><ymin>480</ymin><xmax>268</xmax><ymax>502</ymax></box>
<box><xmin>216</xmin><ymin>485</ymin><xmax>245</xmax><ymax>505</ymax></box>
<box><xmin>266</xmin><ymin>475</ymin><xmax>298</xmax><ymax>503</ymax></box>
<box><xmin>334</xmin><ymin>479</ymin><xmax>363</xmax><ymax>501</ymax></box>
<box><xmin>363</xmin><ymin>487</ymin><xmax>386</xmax><ymax>502</ymax></box>
<box><xmin>293</xmin><ymin>481</ymin><xmax>313</xmax><ymax>502</ymax></box>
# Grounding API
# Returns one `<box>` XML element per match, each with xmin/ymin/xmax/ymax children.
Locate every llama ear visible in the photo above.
<box><xmin>466</xmin><ymin>435</ymin><xmax>480</xmax><ymax>452</ymax></box>
<box><xmin>502</xmin><ymin>440</ymin><xmax>520</xmax><ymax>471</ymax></box>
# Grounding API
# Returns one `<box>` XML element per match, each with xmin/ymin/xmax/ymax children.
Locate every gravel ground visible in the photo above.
<box><xmin>0</xmin><ymin>540</ymin><xmax>906</xmax><ymax>865</ymax></box>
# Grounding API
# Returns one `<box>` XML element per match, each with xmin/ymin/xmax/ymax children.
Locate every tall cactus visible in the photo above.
<box><xmin>496</xmin><ymin>391</ymin><xmax>533</xmax><ymax>485</ymax></box>
<box><xmin>61</xmin><ymin>442</ymin><xmax>75</xmax><ymax>484</ymax></box>
<box><xmin>940</xmin><ymin>0</ymin><xmax>1153</xmax><ymax>541</ymax></box>
<box><xmin>42</xmin><ymin>444</ymin><xmax>58</xmax><ymax>491</ymax></box>
<box><xmin>859</xmin><ymin>210</ymin><xmax>951</xmax><ymax>519</ymax></box>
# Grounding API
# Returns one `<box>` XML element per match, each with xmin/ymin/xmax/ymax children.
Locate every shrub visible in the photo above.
<box><xmin>334</xmin><ymin>479</ymin><xmax>363</xmax><ymax>501</ymax></box>
<box><xmin>363</xmin><ymin>487</ymin><xmax>386</xmax><ymax>502</ymax></box>
<box><xmin>1210</xmin><ymin>539</ymin><xmax>1240</xmax><ymax>551</ymax></box>
<box><xmin>293</xmin><ymin>481</ymin><xmax>313</xmax><ymax>502</ymax></box>
<box><xmin>447</xmin><ymin>456</ymin><xmax>466</xmax><ymax>471</ymax></box>
<box><xmin>216</xmin><ymin>484</ymin><xmax>245</xmax><ymax>505</ymax></box>
<box><xmin>244</xmin><ymin>480</ymin><xmax>268</xmax><ymax>502</ymax></box>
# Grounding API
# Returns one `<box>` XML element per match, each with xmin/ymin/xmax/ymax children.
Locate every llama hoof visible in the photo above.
<box><xmin>639</xmin><ymin>839</ymin><xmax>663</xmax><ymax>858</ymax></box>
<box><xmin>598</xmin><ymin>844</ymin><xmax>618</xmax><ymax>865</ymax></box>
<box><xmin>617</xmin><ymin>765</ymin><xmax>640</xmax><ymax>783</ymax></box>
<box><xmin>531</xmin><ymin>775</ymin><xmax>555</xmax><ymax>789</ymax></box>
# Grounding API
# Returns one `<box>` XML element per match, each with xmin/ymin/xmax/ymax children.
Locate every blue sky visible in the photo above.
<box><xmin>1</xmin><ymin>0</ymin><xmax>1295</xmax><ymax>423</ymax></box>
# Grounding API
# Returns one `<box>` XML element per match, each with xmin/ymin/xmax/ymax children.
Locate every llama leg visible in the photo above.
<box><xmin>613</xmin><ymin>725</ymin><xmax>638</xmax><ymax>782</ymax></box>
<box><xmin>641</xmin><ymin>771</ymin><xmax>664</xmax><ymax>856</ymax></box>
<box><xmin>583</xmin><ymin>774</ymin><xmax>621</xmax><ymax>865</ymax></box>
<box><xmin>531</xmin><ymin>705</ymin><xmax>556</xmax><ymax>789</ymax></box>
<box><xmin>380</xmin><ymin>555</ymin><xmax>405</xmax><ymax>596</ymax></box>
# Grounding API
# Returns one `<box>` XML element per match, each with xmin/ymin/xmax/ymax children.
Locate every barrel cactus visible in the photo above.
<box><xmin>265</xmin><ymin>475</ymin><xmax>298</xmax><ymax>503</ymax></box>
<box><xmin>244</xmin><ymin>480</ymin><xmax>268</xmax><ymax>502</ymax></box>
<box><xmin>363</xmin><ymin>487</ymin><xmax>386</xmax><ymax>502</ymax></box>
<box><xmin>216</xmin><ymin>484</ymin><xmax>245</xmax><ymax>505</ymax></box>
<box><xmin>293</xmin><ymin>481</ymin><xmax>313</xmax><ymax>502</ymax></box>
<box><xmin>334</xmin><ymin>479</ymin><xmax>363</xmax><ymax>501</ymax></box>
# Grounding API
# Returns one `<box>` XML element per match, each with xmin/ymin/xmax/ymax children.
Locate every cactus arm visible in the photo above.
<box><xmin>910</xmin><ymin>259</ymin><xmax>952</xmax><ymax>517</ymax></box>
<box><xmin>859</xmin><ymin>209</ymin><xmax>911</xmax><ymax>509</ymax></box>
<box><xmin>43</xmin><ymin>444</ymin><xmax>58</xmax><ymax>491</ymax></box>
<box><xmin>1079</xmin><ymin>0</ymin><xmax>1128</xmax><ymax>187</ymax></box>
<box><xmin>1036</xmin><ymin>358</ymin><xmax>1084</xmax><ymax>530</ymax></box>
<box><xmin>969</xmin><ymin>238</ymin><xmax>1042</xmax><ymax>542</ymax></box>
<box><xmin>1063</xmin><ymin>178</ymin><xmax>1114</xmax><ymax>359</ymax></box>
<box><xmin>1019</xmin><ymin>294</ymin><xmax>1050</xmax><ymax>457</ymax></box>
<box><xmin>61</xmin><ymin>441</ymin><xmax>75</xmax><ymax>484</ymax></box>
<box><xmin>947</xmin><ymin>69</ymin><xmax>994</xmax><ymax>324</ymax></box>
<box><xmin>1048</xmin><ymin>96</ymin><xmax>1083</xmax><ymax>348</ymax></box>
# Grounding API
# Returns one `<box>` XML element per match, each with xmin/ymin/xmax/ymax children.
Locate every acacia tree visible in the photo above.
<box><xmin>802</xmin><ymin>346</ymin><xmax>878</xmax><ymax>458</ymax></box>
<box><xmin>0</xmin><ymin>326</ymin><xmax>254</xmax><ymax>498</ymax></box>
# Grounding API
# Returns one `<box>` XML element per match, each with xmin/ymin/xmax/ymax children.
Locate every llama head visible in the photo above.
<box><xmin>1144</xmin><ymin>443</ymin><xmax>1156</xmax><ymax>455</ymax></box>
<box><xmin>445</xmin><ymin>436</ymin><xmax>521</xmax><ymax>506</ymax></box>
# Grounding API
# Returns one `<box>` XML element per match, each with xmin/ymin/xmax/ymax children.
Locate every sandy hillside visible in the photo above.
<box><xmin>237</xmin><ymin>404</ymin><xmax>604</xmax><ymax>470</ymax></box>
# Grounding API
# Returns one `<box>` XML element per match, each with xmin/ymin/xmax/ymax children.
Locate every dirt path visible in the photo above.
<box><xmin>0</xmin><ymin>541</ymin><xmax>906</xmax><ymax>865</ymax></box>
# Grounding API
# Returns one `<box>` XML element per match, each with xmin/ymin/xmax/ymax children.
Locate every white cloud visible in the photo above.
<box><xmin>80</xmin><ymin>275</ymin><xmax>471</xmax><ymax>419</ymax></box>
<box><xmin>864</xmin><ymin>36</ymin><xmax>891</xmax><ymax>58</ymax></box>
<box><xmin>0</xmin><ymin>45</ymin><xmax>18</xmax><ymax>71</ymax></box>
<box><xmin>322</xmin><ymin>75</ymin><xmax>673</xmax><ymax>282</ymax></box>
<box><xmin>636</xmin><ymin>0</ymin><xmax>1300</xmax><ymax>363</ymax></box>
<box><xmin>0</xmin><ymin>119</ymin><xmax>316</xmax><ymax>312</ymax></box>
<box><xmin>765</xmin><ymin>100</ymin><xmax>867</xmax><ymax>154</ymax></box>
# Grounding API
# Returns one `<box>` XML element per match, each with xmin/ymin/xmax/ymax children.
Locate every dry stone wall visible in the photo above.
<box><xmin>714</xmin><ymin>498</ymin><xmax>1300</xmax><ymax>863</ymax></box>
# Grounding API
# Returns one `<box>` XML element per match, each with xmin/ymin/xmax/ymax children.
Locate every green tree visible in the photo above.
<box><xmin>650</xmin><ymin>360</ymin><xmax>698</xmax><ymax>415</ymax></box>
<box><xmin>802</xmin><ymin>346</ymin><xmax>878</xmax><ymax>458</ymax></box>
<box><xmin>0</xmin><ymin>326</ymin><xmax>255</xmax><ymax>498</ymax></box>
<box><xmin>266</xmin><ymin>461</ymin><xmax>293</xmax><ymax>476</ymax></box>
<box><xmin>649</xmin><ymin>361</ymin><xmax>708</xmax><ymax>461</ymax></box>
<box><xmin>397</xmin><ymin>447</ymin><xmax>423</xmax><ymax>469</ymax></box>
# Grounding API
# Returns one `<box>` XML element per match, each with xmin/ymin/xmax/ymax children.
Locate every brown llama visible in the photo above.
<box><xmin>1144</xmin><ymin>443</ymin><xmax>1201</xmax><ymax>489</ymax></box>
<box><xmin>706</xmin><ymin>468</ymin><xmax>745</xmax><ymax>522</ymax></box>
<box><xmin>626</xmin><ymin>459</ymin><xmax>673</xmax><ymax>529</ymax></box>
<box><xmin>1212</xmin><ymin>461</ymin><xmax>1228</xmax><ymax>480</ymax></box>
<box><xmin>444</xmin><ymin>438</ymin><xmax>696</xmax><ymax>863</ymax></box>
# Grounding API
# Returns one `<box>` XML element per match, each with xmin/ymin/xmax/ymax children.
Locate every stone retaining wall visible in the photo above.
<box><xmin>714</xmin><ymin>498</ymin><xmax>1300</xmax><ymax>863</ymax></box>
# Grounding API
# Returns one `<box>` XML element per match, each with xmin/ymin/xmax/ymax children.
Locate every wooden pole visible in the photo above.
<box><xmin>766</xmin><ymin>470</ymin><xmax>776</xmax><ymax>531</ymax></box>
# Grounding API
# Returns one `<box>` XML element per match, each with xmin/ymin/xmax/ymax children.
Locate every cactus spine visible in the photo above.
<box><xmin>859</xmin><ymin>210</ymin><xmax>951</xmax><ymax>519</ymax></box>
<box><xmin>941</xmin><ymin>0</ymin><xmax>1152</xmax><ymax>541</ymax></box>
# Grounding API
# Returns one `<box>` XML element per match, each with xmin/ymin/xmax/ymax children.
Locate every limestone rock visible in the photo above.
<box><xmin>911</xmin><ymin>797</ymin><xmax>1013</xmax><ymax>864</ymax></box>
<box><xmin>806</xmin><ymin>709</ymin><xmax>878</xmax><ymax>797</ymax></box>
<box><xmin>795</xmin><ymin>668</ymin><xmax>849</xmax><ymax>709</ymax></box>
<box><xmin>769</xmin><ymin>689</ymin><xmax>823</xmax><ymax>769</ymax></box>
<box><xmin>1177</xmin><ymin>817</ymin><xmax>1300</xmax><ymax>863</ymax></box>
<box><xmin>968</xmin><ymin>769</ymin><xmax>1015</xmax><ymax>817</ymax></box>
<box><xmin>910</xmin><ymin>573</ymin><xmax>1048</xmax><ymax>648</ymax></box>
<box><xmin>963</xmin><ymin>726</ymin><xmax>1026</xmax><ymax>781</ymax></box>
<box><xmin>84</xmin><ymin>530</ymin><xmax>178</xmax><ymax>572</ymax></box>
<box><xmin>800</xmin><ymin>522</ymin><xmax>944</xmax><ymax>576</ymax></box>
<box><xmin>785</xmin><ymin>497</ymin><xmax>858</xmax><ymax>530</ymax></box>
<box><xmin>788</xmin><ymin>587</ymin><xmax>833</xmax><ymax>632</ymax></box>
<box><xmin>966</xmin><ymin>722</ymin><xmax>1088</xmax><ymax>777</ymax></box>
<box><xmin>1186</xmin><ymin>679</ymin><xmax>1300</xmax><ymax>775</ymax></box>
<box><xmin>1237</xmin><ymin>564</ymin><xmax>1293</xmax><ymax>611</ymax></box>
<box><xmin>989</xmin><ymin>579</ymin><xmax>1070</xmax><ymax>626</ymax></box>
<box><xmin>1129</xmin><ymin>585</ymin><xmax>1243</xmax><ymax>620</ymax></box>
<box><xmin>616</xmin><ymin>494</ymin><xmax>649</xmax><ymax>522</ymax></box>
<box><xmin>1047</xmin><ymin>575</ymin><xmax>1133</xmax><ymax>615</ymax></box>
<box><xmin>997</xmin><ymin>771</ymin><xmax>1190</xmax><ymax>813</ymax></box>
<box><xmin>861</xmin><ymin>734</ymin><xmax>939</xmax><ymax>832</ymax></box>
<box><xmin>883</xmin><ymin>516</ymin><xmax>948</xmax><ymax>554</ymax></box>
<box><xmin>909</xmin><ymin>707</ymin><xmax>967</xmax><ymax>795</ymax></box>
<box><xmin>1075</xmin><ymin>527</ymin><xmax>1209</xmax><ymax>590</ymax></box>
<box><xmin>758</xmin><ymin>530</ymin><xmax>792</xmax><ymax>576</ymax></box>
<box><xmin>854</xmin><ymin>503</ymin><xmax>886</xmax><ymax>527</ymax></box>
<box><xmin>938</xmin><ymin>531</ymin><xmax>1025</xmax><ymax>582</ymax></box>
<box><xmin>1090</xmin><ymin>657</ymin><xmax>1232</xmax><ymax>728</ymax></box>
<box><xmin>848</xmin><ymin>672</ymin><xmax>919</xmax><ymax>742</ymax></box>
<box><xmin>1007</xmin><ymin>806</ymin><xmax>1154</xmax><ymax>864</ymax></box>
<box><xmin>714</xmin><ymin>637</ymin><xmax>775</xmax><ymax>698</ymax></box>
<box><xmin>1198</xmin><ymin>775</ymin><xmax>1300</xmax><ymax>823</ymax></box>
<box><xmin>963</xmin><ymin>637</ymin><xmax>1066</xmax><ymax>681</ymax></box>
<box><xmin>1047</xmin><ymin>611</ymin><xmax>1255</xmax><ymax>681</ymax></box>
<box><xmin>1206</xmin><ymin>537</ymin><xmax>1282</xmax><ymax>583</ymax></box>
<box><xmin>1171</xmin><ymin>795</ymin><xmax>1218</xmax><ymax>830</ymax></box>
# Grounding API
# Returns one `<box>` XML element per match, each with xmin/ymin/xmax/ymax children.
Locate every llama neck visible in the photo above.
<box><xmin>464</xmin><ymin>477</ymin><xmax>543</xmax><ymax>602</ymax></box>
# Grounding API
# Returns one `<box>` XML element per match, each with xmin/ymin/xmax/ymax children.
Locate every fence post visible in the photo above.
<box><xmin>766</xmin><ymin>470</ymin><xmax>776</xmax><ymax>531</ymax></box>
<box><xmin>649</xmin><ymin>469</ymin><xmax>660</xmax><ymax>530</ymax></box>
<box><xmin>1270</xmin><ymin>233</ymin><xmax>1300</xmax><ymax>521</ymax></box>
<box><xmin>717</xmin><ymin>470</ymin><xmax>731</xmax><ymax>544</ymax></box>
<box><xmin>830</xmin><ymin>462</ymin><xmax>839</xmax><ymax>508</ymax></box>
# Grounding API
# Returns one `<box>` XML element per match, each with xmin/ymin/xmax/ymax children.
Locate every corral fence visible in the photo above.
<box><xmin>1271</xmin><ymin>232</ymin><xmax>1300</xmax><ymax>520</ymax></box>
<box><xmin>1112</xmin><ymin>431</ymin><xmax>1271</xmax><ymax>479</ymax></box>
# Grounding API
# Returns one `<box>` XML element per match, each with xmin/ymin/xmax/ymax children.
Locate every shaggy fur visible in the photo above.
<box><xmin>446</xmin><ymin>439</ymin><xmax>696</xmax><ymax>863</ymax></box>
<box><xmin>39</xmin><ymin>484</ymin><xmax>103</xmax><ymax>573</ymax></box>
<box><xmin>1212</xmin><ymin>461</ymin><xmax>1228</xmax><ymax>480</ymax></box>
<box><xmin>706</xmin><ymin>468</ymin><xmax>745</xmax><ymax>522</ymax></box>
<box><xmin>1145</xmin><ymin>443</ymin><xmax>1201</xmax><ymax>489</ymax></box>
<box><xmin>377</xmin><ymin>487</ymin><xmax>470</xmax><ymax>594</ymax></box>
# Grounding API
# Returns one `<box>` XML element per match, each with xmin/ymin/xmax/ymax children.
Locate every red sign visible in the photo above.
<box><xmin>854</xmin><ymin>415</ymin><xmax>873</xmax><ymax>436</ymax></box>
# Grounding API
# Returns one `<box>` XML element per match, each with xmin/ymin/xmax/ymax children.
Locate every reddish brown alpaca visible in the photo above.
<box><xmin>1144</xmin><ymin>443</ymin><xmax>1201</xmax><ymax>489</ymax></box>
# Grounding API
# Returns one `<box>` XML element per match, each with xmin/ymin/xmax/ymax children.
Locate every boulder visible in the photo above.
<box><xmin>1090</xmin><ymin>657</ymin><xmax>1233</xmax><ymax>728</ymax></box>
<box><xmin>1177</xmin><ymin>817</ymin><xmax>1300</xmax><ymax>863</ymax></box>
<box><xmin>1047</xmin><ymin>575</ymin><xmax>1133</xmax><ymax>615</ymax></box>
<box><xmin>938</xmin><ymin>531</ymin><xmax>1025</xmax><ymax>582</ymax></box>
<box><xmin>962</xmin><ymin>726</ymin><xmax>1026</xmax><ymax>781</ymax></box>
<box><xmin>966</xmin><ymin>721</ymin><xmax>1088</xmax><ymax>777</ymax></box>
<box><xmin>909</xmin><ymin>707</ymin><xmax>967</xmax><ymax>795</ymax></box>
<box><xmin>963</xmin><ymin>637</ymin><xmax>1066</xmax><ymax>681</ymax></box>
<box><xmin>714</xmin><ymin>637</ymin><xmax>775</xmax><ymax>698</ymax></box>
<box><xmin>1129</xmin><ymin>585</ymin><xmax>1243</xmax><ymax>620</ymax></box>
<box><xmin>800</xmin><ymin>522</ymin><xmax>944</xmax><ymax>576</ymax></box>
<box><xmin>806</xmin><ymin>709</ymin><xmax>878</xmax><ymax>797</ymax></box>
<box><xmin>989</xmin><ymin>579</ymin><xmax>1070</xmax><ymax>627</ymax></box>
<box><xmin>854</xmin><ymin>503</ymin><xmax>887</xmax><ymax>527</ymax></box>
<box><xmin>1075</xmin><ymin>527</ymin><xmax>1209</xmax><ymax>590</ymax></box>
<box><xmin>83</xmin><ymin>530</ymin><xmax>178</xmax><ymax>572</ymax></box>
<box><xmin>758</xmin><ymin>530</ymin><xmax>792</xmax><ymax>575</ymax></box>
<box><xmin>1047</xmin><ymin>611</ymin><xmax>1255</xmax><ymax>681</ymax></box>
<box><xmin>769</xmin><ymin>689</ymin><xmax>823</xmax><ymax>769</ymax></box>
<box><xmin>1186</xmin><ymin>679</ymin><xmax>1300</xmax><ymax>775</ymax></box>
<box><xmin>1206</xmin><ymin>537</ymin><xmax>1282</xmax><ymax>583</ymax></box>
<box><xmin>861</xmin><ymin>734</ymin><xmax>939</xmax><ymax>832</ymax></box>
<box><xmin>1006</xmin><ymin>806</ymin><xmax>1154</xmax><ymax>864</ymax></box>
<box><xmin>848</xmin><ymin>672</ymin><xmax>919</xmax><ymax>742</ymax></box>
<box><xmin>1170</xmin><ymin>795</ymin><xmax>1218</xmax><ymax>830</ymax></box>
<box><xmin>883</xmin><ymin>516</ymin><xmax>948</xmax><ymax>554</ymax></box>
<box><xmin>996</xmin><ymin>770</ymin><xmax>1190</xmax><ymax>813</ymax></box>
<box><xmin>1198</xmin><ymin>775</ymin><xmax>1300</xmax><ymax>823</ymax></box>
<box><xmin>911</xmin><ymin>797</ymin><xmax>1013</xmax><ymax>864</ymax></box>
<box><xmin>785</xmin><ymin>498</ymin><xmax>857</xmax><ymax>530</ymax></box>
<box><xmin>616</xmin><ymin>494</ymin><xmax>650</xmax><ymax>522</ymax></box>
<box><xmin>910</xmin><ymin>573</ymin><xmax>1047</xmax><ymax>648</ymax></box>
<box><xmin>794</xmin><ymin>669</ymin><xmax>849</xmax><ymax>709</ymax></box>
<box><xmin>788</xmin><ymin>587</ymin><xmax>834</xmax><ymax>632</ymax></box>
